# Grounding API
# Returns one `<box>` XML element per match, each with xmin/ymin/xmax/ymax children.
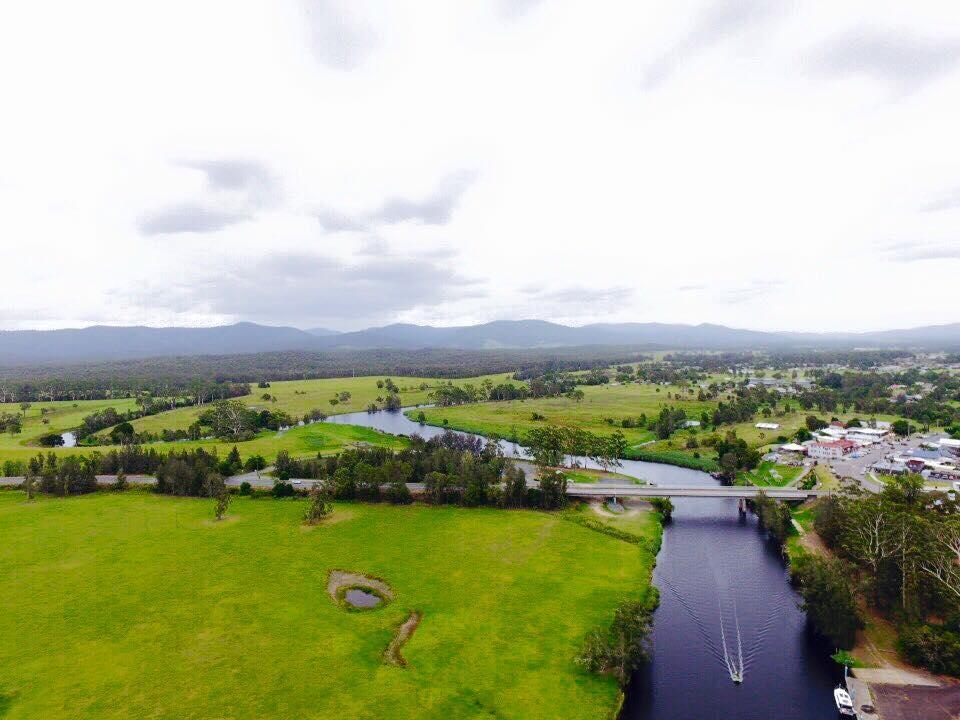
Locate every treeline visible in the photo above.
<box><xmin>0</xmin><ymin>347</ymin><xmax>649</xmax><ymax>385</ymax></box>
<box><xmin>0</xmin><ymin>378</ymin><xmax>248</xmax><ymax>404</ymax></box>
<box><xmin>799</xmin><ymin>476</ymin><xmax>960</xmax><ymax>673</ymax></box>
<box><xmin>431</xmin><ymin>373</ymin><xmax>576</xmax><ymax>407</ymax></box>
<box><xmin>272</xmin><ymin>432</ymin><xmax>567</xmax><ymax>510</ymax></box>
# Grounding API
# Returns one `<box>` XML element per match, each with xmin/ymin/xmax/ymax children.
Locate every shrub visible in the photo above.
<box><xmin>900</xmin><ymin>622</ymin><xmax>960</xmax><ymax>676</ymax></box>
<box><xmin>238</xmin><ymin>481</ymin><xmax>252</xmax><ymax>496</ymax></box>
<box><xmin>648</xmin><ymin>497</ymin><xmax>674</xmax><ymax>522</ymax></box>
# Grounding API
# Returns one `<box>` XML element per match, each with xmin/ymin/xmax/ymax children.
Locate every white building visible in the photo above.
<box><xmin>808</xmin><ymin>440</ymin><xmax>857</xmax><ymax>460</ymax></box>
<box><xmin>755</xmin><ymin>422</ymin><xmax>780</xmax><ymax>430</ymax></box>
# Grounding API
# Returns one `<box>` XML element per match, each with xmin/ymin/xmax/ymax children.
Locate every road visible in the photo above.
<box><xmin>0</xmin><ymin>474</ymin><xmax>824</xmax><ymax>499</ymax></box>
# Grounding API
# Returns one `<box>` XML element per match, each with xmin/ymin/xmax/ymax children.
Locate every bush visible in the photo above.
<box><xmin>238</xmin><ymin>481</ymin><xmax>252</xmax><ymax>496</ymax></box>
<box><xmin>900</xmin><ymin>622</ymin><xmax>960</xmax><ymax>676</ymax></box>
<box><xmin>648</xmin><ymin>497</ymin><xmax>674</xmax><ymax>522</ymax></box>
<box><xmin>272</xmin><ymin>481</ymin><xmax>296</xmax><ymax>499</ymax></box>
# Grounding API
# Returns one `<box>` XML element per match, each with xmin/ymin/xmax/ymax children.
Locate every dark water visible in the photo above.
<box><xmin>344</xmin><ymin>588</ymin><xmax>382</xmax><ymax>608</ymax></box>
<box><xmin>325</xmin><ymin>409</ymin><xmax>840</xmax><ymax>719</ymax></box>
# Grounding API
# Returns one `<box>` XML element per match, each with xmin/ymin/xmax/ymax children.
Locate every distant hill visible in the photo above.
<box><xmin>0</xmin><ymin>323</ymin><xmax>318</xmax><ymax>365</ymax></box>
<box><xmin>304</xmin><ymin>327</ymin><xmax>341</xmax><ymax>337</ymax></box>
<box><xmin>1</xmin><ymin>319</ymin><xmax>958</xmax><ymax>366</ymax></box>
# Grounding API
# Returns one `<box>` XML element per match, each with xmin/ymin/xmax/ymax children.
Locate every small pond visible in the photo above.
<box><xmin>60</xmin><ymin>432</ymin><xmax>77</xmax><ymax>447</ymax></box>
<box><xmin>344</xmin><ymin>588</ymin><xmax>383</xmax><ymax>609</ymax></box>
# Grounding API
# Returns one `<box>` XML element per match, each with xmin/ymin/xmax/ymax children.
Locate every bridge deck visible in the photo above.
<box><xmin>565</xmin><ymin>483</ymin><xmax>824</xmax><ymax>500</ymax></box>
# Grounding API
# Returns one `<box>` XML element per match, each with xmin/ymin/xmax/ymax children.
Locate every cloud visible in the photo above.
<box><xmin>301</xmin><ymin>0</ymin><xmax>377</xmax><ymax>71</ymax></box>
<box><xmin>922</xmin><ymin>188</ymin><xmax>960</xmax><ymax>213</ymax></box>
<box><xmin>182</xmin><ymin>159</ymin><xmax>271</xmax><ymax>190</ymax></box>
<box><xmin>809</xmin><ymin>29</ymin><xmax>960</xmax><ymax>93</ymax></box>
<box><xmin>315</xmin><ymin>170</ymin><xmax>478</xmax><ymax>232</ymax></box>
<box><xmin>500</xmin><ymin>0</ymin><xmax>543</xmax><ymax>20</ymax></box>
<box><xmin>134</xmin><ymin>250</ymin><xmax>481</xmax><ymax>328</ymax></box>
<box><xmin>644</xmin><ymin>0</ymin><xmax>780</xmax><ymax>88</ymax></box>
<box><xmin>137</xmin><ymin>204</ymin><xmax>249</xmax><ymax>235</ymax></box>
<box><xmin>137</xmin><ymin>159</ymin><xmax>276</xmax><ymax>236</ymax></box>
<box><xmin>530</xmin><ymin>286</ymin><xmax>634</xmax><ymax>305</ymax></box>
<box><xmin>717</xmin><ymin>280</ymin><xmax>782</xmax><ymax>304</ymax></box>
<box><xmin>368</xmin><ymin>170</ymin><xmax>478</xmax><ymax>225</ymax></box>
<box><xmin>316</xmin><ymin>209</ymin><xmax>366</xmax><ymax>232</ymax></box>
<box><xmin>883</xmin><ymin>241</ymin><xmax>960</xmax><ymax>262</ymax></box>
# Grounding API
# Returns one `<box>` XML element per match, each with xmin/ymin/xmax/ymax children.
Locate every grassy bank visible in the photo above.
<box><xmin>0</xmin><ymin>490</ymin><xmax>660</xmax><ymax>720</ymax></box>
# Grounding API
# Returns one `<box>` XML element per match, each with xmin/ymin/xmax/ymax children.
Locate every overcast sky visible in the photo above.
<box><xmin>2</xmin><ymin>0</ymin><xmax>960</xmax><ymax>333</ymax></box>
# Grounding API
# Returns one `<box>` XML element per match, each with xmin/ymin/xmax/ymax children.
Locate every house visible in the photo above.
<box><xmin>808</xmin><ymin>439</ymin><xmax>857</xmax><ymax>460</ymax></box>
<box><xmin>684</xmin><ymin>420</ymin><xmax>701</xmax><ymax>428</ymax></box>
<box><xmin>780</xmin><ymin>443</ymin><xmax>807</xmax><ymax>454</ymax></box>
<box><xmin>755</xmin><ymin>422</ymin><xmax>780</xmax><ymax>430</ymax></box>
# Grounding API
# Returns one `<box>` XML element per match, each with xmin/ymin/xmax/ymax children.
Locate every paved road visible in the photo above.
<box><xmin>1</xmin><ymin>474</ymin><xmax>824</xmax><ymax>499</ymax></box>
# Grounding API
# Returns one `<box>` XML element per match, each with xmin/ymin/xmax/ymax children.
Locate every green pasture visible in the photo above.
<box><xmin>409</xmin><ymin>382</ymin><xmax>714</xmax><ymax>447</ymax></box>
<box><xmin>0</xmin><ymin>490</ymin><xmax>658</xmax><ymax>720</ymax></box>
<box><xmin>0</xmin><ymin>398</ymin><xmax>141</xmax><ymax>458</ymax></box>
<box><xmin>122</xmin><ymin>373</ymin><xmax>515</xmax><ymax>436</ymax></box>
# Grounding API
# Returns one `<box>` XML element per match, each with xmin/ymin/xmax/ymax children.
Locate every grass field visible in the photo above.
<box><xmin>122</xmin><ymin>373</ymin><xmax>515</xmax><ymax>436</ymax></box>
<box><xmin>741</xmin><ymin>461</ymin><xmax>804</xmax><ymax>487</ymax></box>
<box><xmin>0</xmin><ymin>490</ymin><xmax>659</xmax><ymax>720</ymax></box>
<box><xmin>0</xmin><ymin>399</ymin><xmax>142</xmax><ymax>460</ymax></box>
<box><xmin>409</xmin><ymin>382</ymin><xmax>714</xmax><ymax>447</ymax></box>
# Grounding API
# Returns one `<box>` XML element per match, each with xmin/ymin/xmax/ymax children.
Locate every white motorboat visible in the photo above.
<box><xmin>834</xmin><ymin>686</ymin><xmax>856</xmax><ymax>717</ymax></box>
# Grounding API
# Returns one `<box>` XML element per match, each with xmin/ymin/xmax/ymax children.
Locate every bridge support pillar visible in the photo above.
<box><xmin>737</xmin><ymin>497</ymin><xmax>747</xmax><ymax>515</ymax></box>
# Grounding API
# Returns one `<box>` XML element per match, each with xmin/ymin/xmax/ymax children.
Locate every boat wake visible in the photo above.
<box><xmin>718</xmin><ymin>596</ymin><xmax>744</xmax><ymax>684</ymax></box>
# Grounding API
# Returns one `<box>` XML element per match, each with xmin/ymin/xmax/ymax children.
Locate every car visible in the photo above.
<box><xmin>292</xmin><ymin>479</ymin><xmax>302</xmax><ymax>485</ymax></box>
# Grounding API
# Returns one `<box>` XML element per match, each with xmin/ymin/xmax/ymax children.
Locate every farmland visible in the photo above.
<box><xmin>0</xmin><ymin>490</ymin><xmax>660</xmax><ymax>720</ymax></box>
<box><xmin>409</xmin><ymin>382</ymin><xmax>714</xmax><ymax>448</ymax></box>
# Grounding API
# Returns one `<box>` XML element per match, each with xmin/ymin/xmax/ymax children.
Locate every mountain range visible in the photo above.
<box><xmin>1</xmin><ymin>320</ymin><xmax>959</xmax><ymax>366</ymax></box>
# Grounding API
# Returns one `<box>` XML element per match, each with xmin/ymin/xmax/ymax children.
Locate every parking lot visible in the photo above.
<box><xmin>827</xmin><ymin>434</ymin><xmax>954</xmax><ymax>491</ymax></box>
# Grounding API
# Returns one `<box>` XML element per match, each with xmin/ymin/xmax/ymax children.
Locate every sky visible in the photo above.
<box><xmin>2</xmin><ymin>0</ymin><xmax>960</xmax><ymax>333</ymax></box>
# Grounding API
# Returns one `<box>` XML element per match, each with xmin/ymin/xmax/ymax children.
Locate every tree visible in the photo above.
<box><xmin>214</xmin><ymin>487</ymin><xmax>231</xmax><ymax>521</ymax></box>
<box><xmin>304</xmin><ymin>483</ymin><xmax>333</xmax><ymax>524</ymax></box>
<box><xmin>920</xmin><ymin>516</ymin><xmax>960</xmax><ymax>603</ymax></box>
<box><xmin>221</xmin><ymin>446</ymin><xmax>243</xmax><ymax>476</ymax></box>
<box><xmin>578</xmin><ymin>593</ymin><xmax>657</xmax><ymax>688</ymax></box>
<box><xmin>792</xmin><ymin>554</ymin><xmax>863</xmax><ymax>649</ymax></box>
<box><xmin>892</xmin><ymin>419</ymin><xmax>913</xmax><ymax>437</ymax></box>
<box><xmin>21</xmin><ymin>471</ymin><xmax>36</xmax><ymax>501</ymax></box>
<box><xmin>537</xmin><ymin>470</ymin><xmax>567</xmax><ymax>510</ymax></box>
<box><xmin>243</xmin><ymin>454</ymin><xmax>267</xmax><ymax>477</ymax></box>
<box><xmin>110</xmin><ymin>422</ymin><xmax>135</xmax><ymax>444</ymax></box>
<box><xmin>526</xmin><ymin>426</ymin><xmax>567</xmax><ymax>467</ymax></box>
<box><xmin>112</xmin><ymin>471</ymin><xmax>128</xmax><ymax>491</ymax></box>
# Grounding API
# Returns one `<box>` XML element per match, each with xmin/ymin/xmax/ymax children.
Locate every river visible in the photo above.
<box><xmin>323</xmin><ymin>408</ymin><xmax>841</xmax><ymax>719</ymax></box>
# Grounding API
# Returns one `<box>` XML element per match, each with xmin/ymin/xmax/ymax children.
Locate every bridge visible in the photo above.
<box><xmin>564</xmin><ymin>483</ymin><xmax>826</xmax><ymax>500</ymax></box>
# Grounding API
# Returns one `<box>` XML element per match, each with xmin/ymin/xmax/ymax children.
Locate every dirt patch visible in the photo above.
<box><xmin>300</xmin><ymin>509</ymin><xmax>355</xmax><ymax>531</ymax></box>
<box><xmin>384</xmin><ymin>611</ymin><xmax>422</xmax><ymax>667</ymax></box>
<box><xmin>589</xmin><ymin>500</ymin><xmax>648</xmax><ymax>520</ymax></box>
<box><xmin>870</xmin><ymin>682</ymin><xmax>960</xmax><ymax>720</ymax></box>
<box><xmin>199</xmin><ymin>516</ymin><xmax>241</xmax><ymax>528</ymax></box>
<box><xmin>327</xmin><ymin>570</ymin><xmax>394</xmax><ymax>610</ymax></box>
